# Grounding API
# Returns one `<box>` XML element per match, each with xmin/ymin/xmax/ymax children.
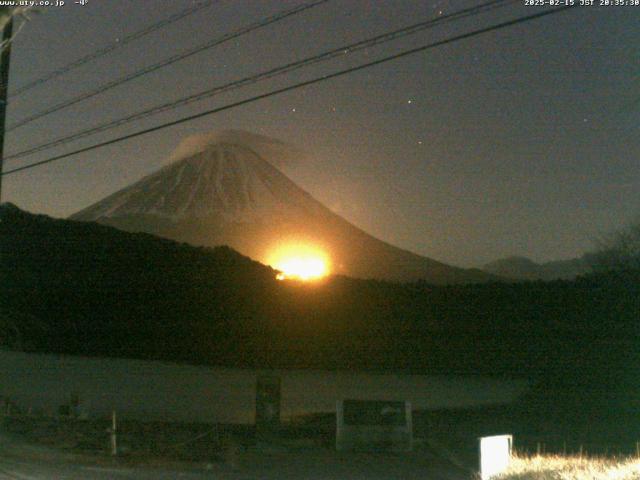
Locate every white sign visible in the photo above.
<box><xmin>479</xmin><ymin>434</ymin><xmax>512</xmax><ymax>480</ymax></box>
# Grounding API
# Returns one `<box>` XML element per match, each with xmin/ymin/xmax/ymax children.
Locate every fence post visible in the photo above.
<box><xmin>110</xmin><ymin>410</ymin><xmax>117</xmax><ymax>456</ymax></box>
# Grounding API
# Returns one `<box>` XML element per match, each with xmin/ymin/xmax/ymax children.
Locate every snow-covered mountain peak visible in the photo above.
<box><xmin>72</xmin><ymin>134</ymin><xmax>325</xmax><ymax>223</ymax></box>
<box><xmin>166</xmin><ymin>129</ymin><xmax>304</xmax><ymax>168</ymax></box>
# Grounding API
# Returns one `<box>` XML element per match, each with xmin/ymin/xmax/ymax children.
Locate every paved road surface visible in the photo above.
<box><xmin>0</xmin><ymin>458</ymin><xmax>213</xmax><ymax>479</ymax></box>
<box><xmin>0</xmin><ymin>449</ymin><xmax>471</xmax><ymax>479</ymax></box>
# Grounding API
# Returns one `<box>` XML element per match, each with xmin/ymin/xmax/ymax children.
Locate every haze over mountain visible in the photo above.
<box><xmin>71</xmin><ymin>130</ymin><xmax>492</xmax><ymax>284</ymax></box>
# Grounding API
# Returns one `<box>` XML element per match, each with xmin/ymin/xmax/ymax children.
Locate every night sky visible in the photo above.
<box><xmin>2</xmin><ymin>0</ymin><xmax>638</xmax><ymax>267</ymax></box>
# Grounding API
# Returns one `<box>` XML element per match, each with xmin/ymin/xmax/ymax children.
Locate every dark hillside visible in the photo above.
<box><xmin>2</xmin><ymin>206</ymin><xmax>638</xmax><ymax>389</ymax></box>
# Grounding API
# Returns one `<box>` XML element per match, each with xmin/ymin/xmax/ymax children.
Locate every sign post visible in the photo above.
<box><xmin>255</xmin><ymin>375</ymin><xmax>281</xmax><ymax>438</ymax></box>
<box><xmin>336</xmin><ymin>399</ymin><xmax>412</xmax><ymax>452</ymax></box>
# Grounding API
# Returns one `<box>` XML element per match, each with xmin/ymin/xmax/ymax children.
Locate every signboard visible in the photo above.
<box><xmin>479</xmin><ymin>434</ymin><xmax>513</xmax><ymax>480</ymax></box>
<box><xmin>343</xmin><ymin>400</ymin><xmax>407</xmax><ymax>426</ymax></box>
<box><xmin>336</xmin><ymin>399</ymin><xmax>412</xmax><ymax>451</ymax></box>
<box><xmin>255</xmin><ymin>375</ymin><xmax>281</xmax><ymax>433</ymax></box>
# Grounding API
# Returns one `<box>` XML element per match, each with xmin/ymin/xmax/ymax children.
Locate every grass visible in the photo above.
<box><xmin>495</xmin><ymin>453</ymin><xmax>640</xmax><ymax>480</ymax></box>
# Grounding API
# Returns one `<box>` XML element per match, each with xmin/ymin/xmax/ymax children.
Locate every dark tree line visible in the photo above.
<box><xmin>2</xmin><ymin>205</ymin><xmax>638</xmax><ymax>379</ymax></box>
<box><xmin>4</xmin><ymin>204</ymin><xmax>639</xmax><ymax>446</ymax></box>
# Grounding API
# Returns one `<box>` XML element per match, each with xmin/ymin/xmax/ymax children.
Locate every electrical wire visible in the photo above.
<box><xmin>5</xmin><ymin>0</ymin><xmax>517</xmax><ymax>162</ymax></box>
<box><xmin>9</xmin><ymin>0</ymin><xmax>219</xmax><ymax>98</ymax></box>
<box><xmin>1</xmin><ymin>5</ymin><xmax>576</xmax><ymax>177</ymax></box>
<box><xmin>7</xmin><ymin>0</ymin><xmax>331</xmax><ymax>131</ymax></box>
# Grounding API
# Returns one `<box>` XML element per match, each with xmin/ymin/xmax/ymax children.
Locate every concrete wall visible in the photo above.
<box><xmin>0</xmin><ymin>350</ymin><xmax>528</xmax><ymax>424</ymax></box>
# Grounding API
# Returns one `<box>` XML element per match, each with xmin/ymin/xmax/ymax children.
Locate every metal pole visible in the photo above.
<box><xmin>0</xmin><ymin>11</ymin><xmax>13</xmax><ymax>202</ymax></box>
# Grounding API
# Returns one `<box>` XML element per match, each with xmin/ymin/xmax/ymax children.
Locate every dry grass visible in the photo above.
<box><xmin>496</xmin><ymin>454</ymin><xmax>640</xmax><ymax>480</ymax></box>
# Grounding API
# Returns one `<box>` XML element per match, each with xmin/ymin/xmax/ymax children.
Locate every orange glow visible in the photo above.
<box><xmin>267</xmin><ymin>243</ymin><xmax>330</xmax><ymax>281</ymax></box>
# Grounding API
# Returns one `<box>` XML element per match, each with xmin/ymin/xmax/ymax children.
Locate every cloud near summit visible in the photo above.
<box><xmin>165</xmin><ymin>129</ymin><xmax>307</xmax><ymax>168</ymax></box>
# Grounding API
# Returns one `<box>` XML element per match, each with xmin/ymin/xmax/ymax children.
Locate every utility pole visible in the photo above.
<box><xmin>0</xmin><ymin>10</ymin><xmax>13</xmax><ymax>203</ymax></box>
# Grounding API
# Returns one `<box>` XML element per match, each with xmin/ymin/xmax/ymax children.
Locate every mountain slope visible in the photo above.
<box><xmin>482</xmin><ymin>256</ymin><xmax>590</xmax><ymax>281</ymax></box>
<box><xmin>71</xmin><ymin>130</ymin><xmax>492</xmax><ymax>284</ymax></box>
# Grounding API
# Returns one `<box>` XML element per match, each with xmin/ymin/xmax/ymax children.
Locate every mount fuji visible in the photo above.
<box><xmin>71</xmin><ymin>130</ymin><xmax>492</xmax><ymax>284</ymax></box>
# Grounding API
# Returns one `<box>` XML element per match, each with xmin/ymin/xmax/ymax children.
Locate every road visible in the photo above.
<box><xmin>0</xmin><ymin>431</ymin><xmax>470</xmax><ymax>479</ymax></box>
<box><xmin>0</xmin><ymin>457</ymin><xmax>214</xmax><ymax>479</ymax></box>
<box><xmin>0</xmin><ymin>450</ymin><xmax>471</xmax><ymax>479</ymax></box>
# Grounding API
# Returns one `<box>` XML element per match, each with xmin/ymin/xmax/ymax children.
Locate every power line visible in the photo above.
<box><xmin>9</xmin><ymin>0</ymin><xmax>219</xmax><ymax>98</ymax></box>
<box><xmin>1</xmin><ymin>5</ymin><xmax>575</xmax><ymax>178</ymax></box>
<box><xmin>7</xmin><ymin>0</ymin><xmax>330</xmax><ymax>132</ymax></box>
<box><xmin>5</xmin><ymin>0</ymin><xmax>517</xmax><ymax>161</ymax></box>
